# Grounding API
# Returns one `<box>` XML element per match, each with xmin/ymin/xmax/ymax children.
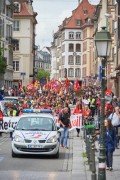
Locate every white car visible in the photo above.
<box><xmin>3</xmin><ymin>96</ymin><xmax>20</xmax><ymax>103</ymax></box>
<box><xmin>11</xmin><ymin>113</ymin><xmax>60</xmax><ymax>158</ymax></box>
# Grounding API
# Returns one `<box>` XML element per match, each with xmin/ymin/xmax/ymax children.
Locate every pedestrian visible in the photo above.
<box><xmin>82</xmin><ymin>100</ymin><xmax>92</xmax><ymax>125</ymax></box>
<box><xmin>73</xmin><ymin>101</ymin><xmax>82</xmax><ymax>137</ymax></box>
<box><xmin>0</xmin><ymin>107</ymin><xmax>3</xmax><ymax>137</ymax></box>
<box><xmin>7</xmin><ymin>106</ymin><xmax>17</xmax><ymax>139</ymax></box>
<box><xmin>109</xmin><ymin>106</ymin><xmax>120</xmax><ymax>149</ymax></box>
<box><xmin>104</xmin><ymin>118</ymin><xmax>117</xmax><ymax>171</ymax></box>
<box><xmin>59</xmin><ymin>107</ymin><xmax>70</xmax><ymax>149</ymax></box>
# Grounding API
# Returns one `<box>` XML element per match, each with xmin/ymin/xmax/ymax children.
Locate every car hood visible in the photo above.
<box><xmin>14</xmin><ymin>130</ymin><xmax>57</xmax><ymax>140</ymax></box>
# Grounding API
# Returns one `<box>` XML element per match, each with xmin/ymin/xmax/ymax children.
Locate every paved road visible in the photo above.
<box><xmin>0</xmin><ymin>133</ymin><xmax>72</xmax><ymax>180</ymax></box>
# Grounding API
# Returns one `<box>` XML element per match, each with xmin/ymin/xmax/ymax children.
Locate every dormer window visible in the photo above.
<box><xmin>83</xmin><ymin>9</ymin><xmax>88</xmax><ymax>15</ymax></box>
<box><xmin>76</xmin><ymin>19</ymin><xmax>81</xmax><ymax>26</ymax></box>
<box><xmin>14</xmin><ymin>2</ymin><xmax>21</xmax><ymax>13</ymax></box>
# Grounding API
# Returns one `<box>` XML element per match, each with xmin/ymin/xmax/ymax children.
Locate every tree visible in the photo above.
<box><xmin>36</xmin><ymin>69</ymin><xmax>50</xmax><ymax>81</ymax></box>
<box><xmin>0</xmin><ymin>46</ymin><xmax>7</xmax><ymax>74</ymax></box>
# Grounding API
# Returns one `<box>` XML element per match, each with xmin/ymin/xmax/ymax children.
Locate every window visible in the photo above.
<box><xmin>83</xmin><ymin>9</ymin><xmax>88</xmax><ymax>15</ymax></box>
<box><xmin>13</xmin><ymin>20</ymin><xmax>20</xmax><ymax>31</ymax></box>
<box><xmin>76</xmin><ymin>32</ymin><xmax>81</xmax><ymax>39</ymax></box>
<box><xmin>13</xmin><ymin>40</ymin><xmax>19</xmax><ymax>51</ymax></box>
<box><xmin>69</xmin><ymin>43</ymin><xmax>74</xmax><ymax>52</ymax></box>
<box><xmin>76</xmin><ymin>19</ymin><xmax>81</xmax><ymax>26</ymax></box>
<box><xmin>75</xmin><ymin>56</ymin><xmax>81</xmax><ymax>65</ymax></box>
<box><xmin>13</xmin><ymin>61</ymin><xmax>19</xmax><ymax>71</ymax></box>
<box><xmin>75</xmin><ymin>68</ymin><xmax>81</xmax><ymax>77</ymax></box>
<box><xmin>69</xmin><ymin>32</ymin><xmax>74</xmax><ymax>39</ymax></box>
<box><xmin>0</xmin><ymin>18</ymin><xmax>4</xmax><ymax>37</ymax></box>
<box><xmin>6</xmin><ymin>24</ymin><xmax>12</xmax><ymax>43</ymax></box>
<box><xmin>68</xmin><ymin>68</ymin><xmax>74</xmax><ymax>77</ymax></box>
<box><xmin>68</xmin><ymin>55</ymin><xmax>74</xmax><ymax>65</ymax></box>
<box><xmin>76</xmin><ymin>44</ymin><xmax>81</xmax><ymax>52</ymax></box>
<box><xmin>14</xmin><ymin>2</ymin><xmax>21</xmax><ymax>13</ymax></box>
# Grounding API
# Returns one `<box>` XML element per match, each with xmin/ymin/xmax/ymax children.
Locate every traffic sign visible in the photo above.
<box><xmin>20</xmin><ymin>72</ymin><xmax>26</xmax><ymax>76</ymax></box>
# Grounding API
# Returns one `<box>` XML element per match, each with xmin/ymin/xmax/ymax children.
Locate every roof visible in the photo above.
<box><xmin>14</xmin><ymin>2</ymin><xmax>37</xmax><ymax>19</ymax></box>
<box><xmin>61</xmin><ymin>0</ymin><xmax>96</xmax><ymax>29</ymax></box>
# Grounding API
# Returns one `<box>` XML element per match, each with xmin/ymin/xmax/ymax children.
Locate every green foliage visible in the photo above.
<box><xmin>36</xmin><ymin>69</ymin><xmax>50</xmax><ymax>80</ymax></box>
<box><xmin>0</xmin><ymin>47</ymin><xmax>7</xmax><ymax>74</ymax></box>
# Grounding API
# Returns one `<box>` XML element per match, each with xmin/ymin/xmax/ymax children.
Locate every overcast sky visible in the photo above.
<box><xmin>33</xmin><ymin>0</ymin><xmax>100</xmax><ymax>49</ymax></box>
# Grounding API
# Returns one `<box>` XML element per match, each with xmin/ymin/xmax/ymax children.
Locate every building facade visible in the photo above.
<box><xmin>12</xmin><ymin>0</ymin><xmax>37</xmax><ymax>87</ymax></box>
<box><xmin>94</xmin><ymin>0</ymin><xmax>117</xmax><ymax>93</ymax></box>
<box><xmin>35</xmin><ymin>47</ymin><xmax>51</xmax><ymax>73</ymax></box>
<box><xmin>0</xmin><ymin>0</ymin><xmax>15</xmax><ymax>88</ymax></box>
<box><xmin>51</xmin><ymin>0</ymin><xmax>96</xmax><ymax>84</ymax></box>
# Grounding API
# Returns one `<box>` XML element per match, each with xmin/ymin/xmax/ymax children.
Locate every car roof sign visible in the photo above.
<box><xmin>22</xmin><ymin>109</ymin><xmax>53</xmax><ymax>114</ymax></box>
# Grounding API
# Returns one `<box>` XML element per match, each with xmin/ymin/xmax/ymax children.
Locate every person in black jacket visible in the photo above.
<box><xmin>59</xmin><ymin>107</ymin><xmax>70</xmax><ymax>149</ymax></box>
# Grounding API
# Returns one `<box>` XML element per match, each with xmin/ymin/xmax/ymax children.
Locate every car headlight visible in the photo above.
<box><xmin>47</xmin><ymin>136</ymin><xmax>57</xmax><ymax>143</ymax></box>
<box><xmin>14</xmin><ymin>135</ymin><xmax>24</xmax><ymax>143</ymax></box>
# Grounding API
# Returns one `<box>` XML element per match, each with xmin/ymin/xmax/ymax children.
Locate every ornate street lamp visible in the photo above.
<box><xmin>95</xmin><ymin>27</ymin><xmax>112</xmax><ymax>180</ymax></box>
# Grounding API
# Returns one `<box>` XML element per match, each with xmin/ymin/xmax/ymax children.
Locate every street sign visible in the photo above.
<box><xmin>20</xmin><ymin>72</ymin><xmax>26</xmax><ymax>76</ymax></box>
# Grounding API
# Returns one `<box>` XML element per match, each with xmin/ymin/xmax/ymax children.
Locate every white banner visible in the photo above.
<box><xmin>0</xmin><ymin>117</ymin><xmax>20</xmax><ymax>132</ymax></box>
<box><xmin>54</xmin><ymin>114</ymin><xmax>83</xmax><ymax>131</ymax></box>
<box><xmin>69</xmin><ymin>114</ymin><xmax>83</xmax><ymax>131</ymax></box>
<box><xmin>0</xmin><ymin>114</ymin><xmax>83</xmax><ymax>132</ymax></box>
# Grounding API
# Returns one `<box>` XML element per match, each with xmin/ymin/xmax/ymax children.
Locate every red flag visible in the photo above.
<box><xmin>105</xmin><ymin>88</ymin><xmax>112</xmax><ymax>96</ymax></box>
<box><xmin>74</xmin><ymin>78</ymin><xmax>80</xmax><ymax>91</ymax></box>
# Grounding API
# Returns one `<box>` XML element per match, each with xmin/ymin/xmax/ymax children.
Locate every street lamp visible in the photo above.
<box><xmin>95</xmin><ymin>27</ymin><xmax>112</xmax><ymax>180</ymax></box>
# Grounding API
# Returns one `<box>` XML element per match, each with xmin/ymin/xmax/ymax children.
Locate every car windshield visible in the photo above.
<box><xmin>16</xmin><ymin>117</ymin><xmax>56</xmax><ymax>131</ymax></box>
<box><xmin>3</xmin><ymin>98</ymin><xmax>18</xmax><ymax>103</ymax></box>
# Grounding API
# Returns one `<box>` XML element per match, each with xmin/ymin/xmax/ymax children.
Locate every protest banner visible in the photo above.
<box><xmin>0</xmin><ymin>117</ymin><xmax>19</xmax><ymax>132</ymax></box>
<box><xmin>0</xmin><ymin>114</ymin><xmax>83</xmax><ymax>132</ymax></box>
<box><xmin>54</xmin><ymin>114</ymin><xmax>83</xmax><ymax>131</ymax></box>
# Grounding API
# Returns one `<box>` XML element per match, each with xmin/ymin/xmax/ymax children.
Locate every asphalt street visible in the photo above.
<box><xmin>0</xmin><ymin>133</ymin><xmax>72</xmax><ymax>180</ymax></box>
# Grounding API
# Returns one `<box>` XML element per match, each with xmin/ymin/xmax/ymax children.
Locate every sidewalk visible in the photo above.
<box><xmin>70</xmin><ymin>129</ymin><xmax>120</xmax><ymax>180</ymax></box>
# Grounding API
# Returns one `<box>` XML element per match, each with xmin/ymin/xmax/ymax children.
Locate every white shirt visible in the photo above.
<box><xmin>109</xmin><ymin>113</ymin><xmax>120</xmax><ymax>126</ymax></box>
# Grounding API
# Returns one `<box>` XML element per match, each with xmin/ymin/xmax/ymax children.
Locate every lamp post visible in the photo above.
<box><xmin>95</xmin><ymin>27</ymin><xmax>112</xmax><ymax>180</ymax></box>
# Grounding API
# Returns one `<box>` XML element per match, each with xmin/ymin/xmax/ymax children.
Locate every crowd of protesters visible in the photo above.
<box><xmin>0</xmin><ymin>79</ymin><xmax>120</xmax><ymax>170</ymax></box>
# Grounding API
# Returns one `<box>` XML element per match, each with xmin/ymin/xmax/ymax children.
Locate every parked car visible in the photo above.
<box><xmin>3</xmin><ymin>96</ymin><xmax>19</xmax><ymax>103</ymax></box>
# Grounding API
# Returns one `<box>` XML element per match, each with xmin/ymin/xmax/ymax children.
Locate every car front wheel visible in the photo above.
<box><xmin>53</xmin><ymin>149</ymin><xmax>59</xmax><ymax>158</ymax></box>
<box><xmin>12</xmin><ymin>150</ymin><xmax>17</xmax><ymax>158</ymax></box>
